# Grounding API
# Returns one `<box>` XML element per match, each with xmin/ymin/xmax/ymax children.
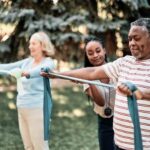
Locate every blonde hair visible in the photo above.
<box><xmin>30</xmin><ymin>31</ymin><xmax>55</xmax><ymax>57</ymax></box>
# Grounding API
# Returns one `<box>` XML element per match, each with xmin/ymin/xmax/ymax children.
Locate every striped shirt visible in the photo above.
<box><xmin>103</xmin><ymin>55</ymin><xmax>150</xmax><ymax>150</ymax></box>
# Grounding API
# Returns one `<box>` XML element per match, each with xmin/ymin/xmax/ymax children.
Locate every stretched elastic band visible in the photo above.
<box><xmin>42</xmin><ymin>67</ymin><xmax>53</xmax><ymax>140</ymax></box>
<box><xmin>125</xmin><ymin>82</ymin><xmax>143</xmax><ymax>150</ymax></box>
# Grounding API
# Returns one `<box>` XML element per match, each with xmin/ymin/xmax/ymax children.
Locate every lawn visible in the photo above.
<box><xmin>0</xmin><ymin>78</ymin><xmax>99</xmax><ymax>150</ymax></box>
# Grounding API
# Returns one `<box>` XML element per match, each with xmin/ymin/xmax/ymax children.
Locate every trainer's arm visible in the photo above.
<box><xmin>87</xmin><ymin>85</ymin><xmax>105</xmax><ymax>106</ymax></box>
<box><xmin>60</xmin><ymin>66</ymin><xmax>109</xmax><ymax>81</ymax></box>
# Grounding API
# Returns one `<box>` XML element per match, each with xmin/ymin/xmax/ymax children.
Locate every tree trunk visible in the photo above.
<box><xmin>3</xmin><ymin>18</ymin><xmax>26</xmax><ymax>62</ymax></box>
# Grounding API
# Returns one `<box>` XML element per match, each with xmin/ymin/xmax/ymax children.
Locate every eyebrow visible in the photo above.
<box><xmin>128</xmin><ymin>34</ymin><xmax>140</xmax><ymax>38</ymax></box>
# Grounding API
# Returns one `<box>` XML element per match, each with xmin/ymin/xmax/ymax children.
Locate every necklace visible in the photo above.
<box><xmin>104</xmin><ymin>87</ymin><xmax>113</xmax><ymax>117</ymax></box>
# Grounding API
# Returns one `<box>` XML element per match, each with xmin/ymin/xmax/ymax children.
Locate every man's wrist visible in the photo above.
<box><xmin>134</xmin><ymin>90</ymin><xmax>143</xmax><ymax>100</ymax></box>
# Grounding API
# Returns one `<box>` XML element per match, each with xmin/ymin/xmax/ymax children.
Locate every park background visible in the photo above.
<box><xmin>0</xmin><ymin>0</ymin><xmax>150</xmax><ymax>149</ymax></box>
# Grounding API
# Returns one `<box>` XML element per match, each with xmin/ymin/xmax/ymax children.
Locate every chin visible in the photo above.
<box><xmin>133</xmin><ymin>54</ymin><xmax>143</xmax><ymax>60</ymax></box>
<box><xmin>95</xmin><ymin>63</ymin><xmax>103</xmax><ymax>66</ymax></box>
<box><xmin>30</xmin><ymin>53</ymin><xmax>35</xmax><ymax>57</ymax></box>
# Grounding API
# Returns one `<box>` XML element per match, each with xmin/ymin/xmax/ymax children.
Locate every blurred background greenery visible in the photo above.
<box><xmin>0</xmin><ymin>77</ymin><xmax>99</xmax><ymax>150</ymax></box>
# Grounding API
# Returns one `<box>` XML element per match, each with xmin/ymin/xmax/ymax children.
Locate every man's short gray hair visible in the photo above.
<box><xmin>131</xmin><ymin>18</ymin><xmax>150</xmax><ymax>33</ymax></box>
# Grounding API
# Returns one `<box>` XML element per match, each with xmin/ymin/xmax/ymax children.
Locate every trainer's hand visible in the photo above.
<box><xmin>40</xmin><ymin>72</ymin><xmax>50</xmax><ymax>78</ymax></box>
<box><xmin>40</xmin><ymin>71</ymin><xmax>57</xmax><ymax>78</ymax></box>
<box><xmin>70</xmin><ymin>80</ymin><xmax>82</xmax><ymax>84</ymax></box>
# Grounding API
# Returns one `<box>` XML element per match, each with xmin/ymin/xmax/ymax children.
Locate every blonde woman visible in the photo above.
<box><xmin>0</xmin><ymin>31</ymin><xmax>55</xmax><ymax>150</ymax></box>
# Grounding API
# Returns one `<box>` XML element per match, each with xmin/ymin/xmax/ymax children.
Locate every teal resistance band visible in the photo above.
<box><xmin>0</xmin><ymin>69</ymin><xmax>53</xmax><ymax>140</ymax></box>
<box><xmin>125</xmin><ymin>82</ymin><xmax>143</xmax><ymax>150</ymax></box>
<box><xmin>41</xmin><ymin>68</ymin><xmax>53</xmax><ymax>141</ymax></box>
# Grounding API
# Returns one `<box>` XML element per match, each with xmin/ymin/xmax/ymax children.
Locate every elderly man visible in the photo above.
<box><xmin>42</xmin><ymin>18</ymin><xmax>150</xmax><ymax>149</ymax></box>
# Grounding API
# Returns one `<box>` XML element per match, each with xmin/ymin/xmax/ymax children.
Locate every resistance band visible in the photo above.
<box><xmin>0</xmin><ymin>68</ymin><xmax>53</xmax><ymax>141</ymax></box>
<box><xmin>124</xmin><ymin>82</ymin><xmax>143</xmax><ymax>150</ymax></box>
<box><xmin>41</xmin><ymin>68</ymin><xmax>53</xmax><ymax>140</ymax></box>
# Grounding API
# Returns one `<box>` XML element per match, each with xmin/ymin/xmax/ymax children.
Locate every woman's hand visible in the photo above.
<box><xmin>21</xmin><ymin>71</ymin><xmax>30</xmax><ymax>78</ymax></box>
<box><xmin>40</xmin><ymin>71</ymin><xmax>57</xmax><ymax>78</ymax></box>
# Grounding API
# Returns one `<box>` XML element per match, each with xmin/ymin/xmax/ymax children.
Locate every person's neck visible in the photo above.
<box><xmin>32</xmin><ymin>55</ymin><xmax>44</xmax><ymax>66</ymax></box>
<box><xmin>103</xmin><ymin>61</ymin><xmax>106</xmax><ymax>65</ymax></box>
<box><xmin>136</xmin><ymin>56</ymin><xmax>150</xmax><ymax>61</ymax></box>
<box><xmin>35</xmin><ymin>55</ymin><xmax>44</xmax><ymax>62</ymax></box>
<box><xmin>101</xmin><ymin>61</ymin><xmax>106</xmax><ymax>65</ymax></box>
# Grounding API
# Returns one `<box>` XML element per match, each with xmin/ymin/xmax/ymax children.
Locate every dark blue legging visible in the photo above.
<box><xmin>98</xmin><ymin>115</ymin><xmax>115</xmax><ymax>150</ymax></box>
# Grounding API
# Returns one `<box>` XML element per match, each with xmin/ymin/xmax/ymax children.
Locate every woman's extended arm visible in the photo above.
<box><xmin>0</xmin><ymin>59</ymin><xmax>28</xmax><ymax>70</ymax></box>
<box><xmin>61</xmin><ymin>66</ymin><xmax>108</xmax><ymax>81</ymax></box>
<box><xmin>41</xmin><ymin>66</ymin><xmax>109</xmax><ymax>81</ymax></box>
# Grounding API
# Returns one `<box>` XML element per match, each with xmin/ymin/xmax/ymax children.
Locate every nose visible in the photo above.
<box><xmin>93</xmin><ymin>52</ymin><xmax>98</xmax><ymax>57</ymax></box>
<box><xmin>29</xmin><ymin>44</ymin><xmax>32</xmax><ymax>50</ymax></box>
<box><xmin>129</xmin><ymin>39</ymin><xmax>136</xmax><ymax>47</ymax></box>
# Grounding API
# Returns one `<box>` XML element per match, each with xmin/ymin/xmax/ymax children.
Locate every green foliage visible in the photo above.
<box><xmin>0</xmin><ymin>0</ymin><xmax>150</xmax><ymax>62</ymax></box>
<box><xmin>121</xmin><ymin>0</ymin><xmax>150</xmax><ymax>10</ymax></box>
<box><xmin>87</xmin><ymin>20</ymin><xmax>127</xmax><ymax>33</ymax></box>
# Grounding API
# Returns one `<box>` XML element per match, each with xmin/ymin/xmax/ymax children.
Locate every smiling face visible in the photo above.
<box><xmin>85</xmin><ymin>41</ymin><xmax>106</xmax><ymax>66</ymax></box>
<box><xmin>29</xmin><ymin>36</ymin><xmax>44</xmax><ymax>58</ymax></box>
<box><xmin>128</xmin><ymin>25</ymin><xmax>150</xmax><ymax>60</ymax></box>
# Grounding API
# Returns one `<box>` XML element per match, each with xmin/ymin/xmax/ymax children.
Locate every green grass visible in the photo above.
<box><xmin>0</xmin><ymin>83</ymin><xmax>99</xmax><ymax>150</ymax></box>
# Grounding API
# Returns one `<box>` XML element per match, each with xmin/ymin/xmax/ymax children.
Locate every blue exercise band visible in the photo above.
<box><xmin>42</xmin><ymin>67</ymin><xmax>53</xmax><ymax>141</ymax></box>
<box><xmin>0</xmin><ymin>68</ymin><xmax>53</xmax><ymax>141</ymax></box>
<box><xmin>125</xmin><ymin>82</ymin><xmax>143</xmax><ymax>150</ymax></box>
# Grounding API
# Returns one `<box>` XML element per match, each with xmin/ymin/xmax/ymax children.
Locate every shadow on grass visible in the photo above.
<box><xmin>0</xmin><ymin>84</ymin><xmax>99</xmax><ymax>150</ymax></box>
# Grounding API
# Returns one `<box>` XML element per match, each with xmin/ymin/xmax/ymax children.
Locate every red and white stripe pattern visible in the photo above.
<box><xmin>103</xmin><ymin>56</ymin><xmax>150</xmax><ymax>150</ymax></box>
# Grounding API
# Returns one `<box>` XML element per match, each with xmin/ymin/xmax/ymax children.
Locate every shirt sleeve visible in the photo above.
<box><xmin>0</xmin><ymin>58</ymin><xmax>29</xmax><ymax>71</ymax></box>
<box><xmin>102</xmin><ymin>57</ymin><xmax>123</xmax><ymax>83</ymax></box>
